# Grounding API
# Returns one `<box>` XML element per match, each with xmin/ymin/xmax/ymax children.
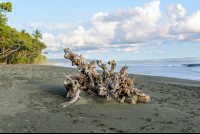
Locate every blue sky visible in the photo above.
<box><xmin>3</xmin><ymin>0</ymin><xmax>200</xmax><ymax>61</ymax></box>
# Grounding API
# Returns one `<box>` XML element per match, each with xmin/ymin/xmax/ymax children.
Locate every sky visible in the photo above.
<box><xmin>3</xmin><ymin>0</ymin><xmax>200</xmax><ymax>61</ymax></box>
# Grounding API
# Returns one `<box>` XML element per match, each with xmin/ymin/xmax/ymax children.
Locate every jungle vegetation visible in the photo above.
<box><xmin>0</xmin><ymin>2</ymin><xmax>49</xmax><ymax>64</ymax></box>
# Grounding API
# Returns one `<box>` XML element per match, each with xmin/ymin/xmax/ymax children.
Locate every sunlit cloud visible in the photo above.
<box><xmin>25</xmin><ymin>0</ymin><xmax>200</xmax><ymax>59</ymax></box>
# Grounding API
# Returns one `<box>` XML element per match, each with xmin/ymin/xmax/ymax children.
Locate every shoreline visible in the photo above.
<box><xmin>3</xmin><ymin>62</ymin><xmax>199</xmax><ymax>82</ymax></box>
<box><xmin>2</xmin><ymin>63</ymin><xmax>200</xmax><ymax>83</ymax></box>
<box><xmin>0</xmin><ymin>64</ymin><xmax>200</xmax><ymax>133</ymax></box>
<box><xmin>47</xmin><ymin>63</ymin><xmax>200</xmax><ymax>82</ymax></box>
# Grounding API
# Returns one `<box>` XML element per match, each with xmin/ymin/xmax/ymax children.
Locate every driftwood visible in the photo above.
<box><xmin>63</xmin><ymin>48</ymin><xmax>150</xmax><ymax>104</ymax></box>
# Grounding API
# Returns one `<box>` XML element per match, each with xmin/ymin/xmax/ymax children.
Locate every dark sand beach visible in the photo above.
<box><xmin>0</xmin><ymin>64</ymin><xmax>200</xmax><ymax>133</ymax></box>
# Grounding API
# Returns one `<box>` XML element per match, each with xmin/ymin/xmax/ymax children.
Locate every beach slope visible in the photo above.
<box><xmin>0</xmin><ymin>65</ymin><xmax>200</xmax><ymax>133</ymax></box>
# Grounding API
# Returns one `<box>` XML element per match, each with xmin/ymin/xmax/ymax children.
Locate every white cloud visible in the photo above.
<box><xmin>103</xmin><ymin>43</ymin><xmax>142</xmax><ymax>48</ymax></box>
<box><xmin>50</xmin><ymin>47</ymin><xmax>59</xmax><ymax>52</ymax></box>
<box><xmin>57</xmin><ymin>34</ymin><xmax>68</xmax><ymax>44</ymax></box>
<box><xmin>29</xmin><ymin>22</ymin><xmax>45</xmax><ymax>28</ymax></box>
<box><xmin>116</xmin><ymin>49</ymin><xmax>122</xmax><ymax>52</ymax></box>
<box><xmin>192</xmin><ymin>39</ymin><xmax>200</xmax><ymax>42</ymax></box>
<box><xmin>178</xmin><ymin>34</ymin><xmax>185</xmax><ymax>40</ymax></box>
<box><xmin>157</xmin><ymin>43</ymin><xmax>164</xmax><ymax>46</ymax></box>
<box><xmin>86</xmin><ymin>49</ymin><xmax>108</xmax><ymax>54</ymax></box>
<box><xmin>29</xmin><ymin>1</ymin><xmax>200</xmax><ymax>56</ymax></box>
<box><xmin>31</xmin><ymin>1</ymin><xmax>166</xmax><ymax>53</ymax></box>
<box><xmin>113</xmin><ymin>1</ymin><xmax>164</xmax><ymax>43</ymax></box>
<box><xmin>83</xmin><ymin>54</ymin><xmax>89</xmax><ymax>59</ymax></box>
<box><xmin>29</xmin><ymin>22</ymin><xmax>80</xmax><ymax>31</ymax></box>
<box><xmin>123</xmin><ymin>47</ymin><xmax>138</xmax><ymax>52</ymax></box>
<box><xmin>166</xmin><ymin>4</ymin><xmax>186</xmax><ymax>21</ymax></box>
<box><xmin>42</xmin><ymin>32</ymin><xmax>60</xmax><ymax>47</ymax></box>
<box><xmin>44</xmin><ymin>53</ymin><xmax>65</xmax><ymax>59</ymax></box>
<box><xmin>42</xmin><ymin>32</ymin><xmax>61</xmax><ymax>52</ymax></box>
<box><xmin>134</xmin><ymin>51</ymin><xmax>140</xmax><ymax>54</ymax></box>
<box><xmin>147</xmin><ymin>46</ymin><xmax>156</xmax><ymax>50</ymax></box>
<box><xmin>157</xmin><ymin>50</ymin><xmax>165</xmax><ymax>54</ymax></box>
<box><xmin>177</xmin><ymin>11</ymin><xmax>200</xmax><ymax>33</ymax></box>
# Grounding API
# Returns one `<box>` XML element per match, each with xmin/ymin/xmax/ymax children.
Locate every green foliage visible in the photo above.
<box><xmin>0</xmin><ymin>2</ymin><xmax>12</xmax><ymax>17</ymax></box>
<box><xmin>12</xmin><ymin>55</ymin><xmax>30</xmax><ymax>64</ymax></box>
<box><xmin>0</xmin><ymin>9</ymin><xmax>7</xmax><ymax>26</ymax></box>
<box><xmin>0</xmin><ymin>2</ymin><xmax>12</xmax><ymax>12</ymax></box>
<box><xmin>32</xmin><ymin>54</ymin><xmax>50</xmax><ymax>64</ymax></box>
<box><xmin>0</xmin><ymin>2</ymin><xmax>49</xmax><ymax>64</ymax></box>
<box><xmin>32</xmin><ymin>29</ymin><xmax>42</xmax><ymax>40</ymax></box>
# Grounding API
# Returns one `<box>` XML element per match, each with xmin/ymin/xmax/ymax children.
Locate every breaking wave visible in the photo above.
<box><xmin>192</xmin><ymin>69</ymin><xmax>200</xmax><ymax>73</ymax></box>
<box><xmin>118</xmin><ymin>64</ymin><xmax>200</xmax><ymax>68</ymax></box>
<box><xmin>121</xmin><ymin>64</ymin><xmax>184</xmax><ymax>67</ymax></box>
<box><xmin>182</xmin><ymin>64</ymin><xmax>200</xmax><ymax>67</ymax></box>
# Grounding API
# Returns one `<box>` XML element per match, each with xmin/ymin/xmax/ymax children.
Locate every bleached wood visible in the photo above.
<box><xmin>69</xmin><ymin>89</ymin><xmax>81</xmax><ymax>103</ymax></box>
<box><xmin>63</xmin><ymin>48</ymin><xmax>151</xmax><ymax>104</ymax></box>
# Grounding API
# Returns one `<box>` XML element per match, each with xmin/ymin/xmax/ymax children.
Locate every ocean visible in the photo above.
<box><xmin>50</xmin><ymin>57</ymin><xmax>200</xmax><ymax>81</ymax></box>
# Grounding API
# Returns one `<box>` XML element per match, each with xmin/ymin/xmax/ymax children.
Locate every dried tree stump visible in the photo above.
<box><xmin>63</xmin><ymin>48</ymin><xmax>151</xmax><ymax>104</ymax></box>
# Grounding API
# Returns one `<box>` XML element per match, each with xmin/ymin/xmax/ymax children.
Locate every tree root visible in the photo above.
<box><xmin>63</xmin><ymin>48</ymin><xmax>151</xmax><ymax>104</ymax></box>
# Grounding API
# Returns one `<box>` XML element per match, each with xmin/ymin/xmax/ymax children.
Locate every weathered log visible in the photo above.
<box><xmin>125</xmin><ymin>93</ymin><xmax>138</xmax><ymax>104</ymax></box>
<box><xmin>63</xmin><ymin>48</ymin><xmax>151</xmax><ymax>104</ymax></box>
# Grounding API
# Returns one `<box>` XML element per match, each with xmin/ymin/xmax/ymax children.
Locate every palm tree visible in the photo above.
<box><xmin>32</xmin><ymin>29</ymin><xmax>42</xmax><ymax>43</ymax></box>
<box><xmin>21</xmin><ymin>29</ymin><xmax>26</xmax><ymax>34</ymax></box>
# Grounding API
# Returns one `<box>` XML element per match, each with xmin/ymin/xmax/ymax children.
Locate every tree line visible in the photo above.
<box><xmin>0</xmin><ymin>2</ymin><xmax>49</xmax><ymax>64</ymax></box>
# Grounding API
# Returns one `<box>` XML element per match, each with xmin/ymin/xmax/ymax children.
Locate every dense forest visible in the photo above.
<box><xmin>0</xmin><ymin>2</ymin><xmax>49</xmax><ymax>64</ymax></box>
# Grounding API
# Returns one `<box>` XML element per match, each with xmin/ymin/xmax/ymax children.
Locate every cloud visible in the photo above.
<box><xmin>86</xmin><ymin>49</ymin><xmax>108</xmax><ymax>54</ymax></box>
<box><xmin>166</xmin><ymin>4</ymin><xmax>186</xmax><ymax>21</ymax></box>
<box><xmin>50</xmin><ymin>47</ymin><xmax>59</xmax><ymax>52</ymax></box>
<box><xmin>192</xmin><ymin>39</ymin><xmax>200</xmax><ymax>42</ymax></box>
<box><xmin>31</xmin><ymin>1</ymin><xmax>165</xmax><ymax>53</ymax></box>
<box><xmin>110</xmin><ymin>1</ymin><xmax>165</xmax><ymax>44</ymax></box>
<box><xmin>157</xmin><ymin>50</ymin><xmax>165</xmax><ymax>54</ymax></box>
<box><xmin>178</xmin><ymin>34</ymin><xmax>185</xmax><ymax>40</ymax></box>
<box><xmin>42</xmin><ymin>32</ymin><xmax>61</xmax><ymax>52</ymax></box>
<box><xmin>57</xmin><ymin>34</ymin><xmax>68</xmax><ymax>44</ymax></box>
<box><xmin>116</xmin><ymin>49</ymin><xmax>122</xmax><ymax>52</ymax></box>
<box><xmin>27</xmin><ymin>1</ymin><xmax>200</xmax><ymax>58</ymax></box>
<box><xmin>157</xmin><ymin>43</ymin><xmax>164</xmax><ymax>46</ymax></box>
<box><xmin>134</xmin><ymin>51</ymin><xmax>140</xmax><ymax>54</ymax></box>
<box><xmin>29</xmin><ymin>22</ymin><xmax>81</xmax><ymax>31</ymax></box>
<box><xmin>103</xmin><ymin>43</ymin><xmax>142</xmax><ymax>48</ymax></box>
<box><xmin>66</xmin><ymin>26</ymin><xmax>102</xmax><ymax>47</ymax></box>
<box><xmin>168</xmin><ymin>11</ymin><xmax>200</xmax><ymax>37</ymax></box>
<box><xmin>83</xmin><ymin>54</ymin><xmax>89</xmax><ymax>58</ymax></box>
<box><xmin>42</xmin><ymin>32</ymin><xmax>60</xmax><ymax>47</ymax></box>
<box><xmin>176</xmin><ymin>11</ymin><xmax>200</xmax><ymax>33</ymax></box>
<box><xmin>147</xmin><ymin>46</ymin><xmax>156</xmax><ymax>50</ymax></box>
<box><xmin>123</xmin><ymin>47</ymin><xmax>138</xmax><ymax>52</ymax></box>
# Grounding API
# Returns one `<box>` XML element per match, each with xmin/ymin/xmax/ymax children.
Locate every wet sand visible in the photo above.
<box><xmin>0</xmin><ymin>64</ymin><xmax>200</xmax><ymax>133</ymax></box>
